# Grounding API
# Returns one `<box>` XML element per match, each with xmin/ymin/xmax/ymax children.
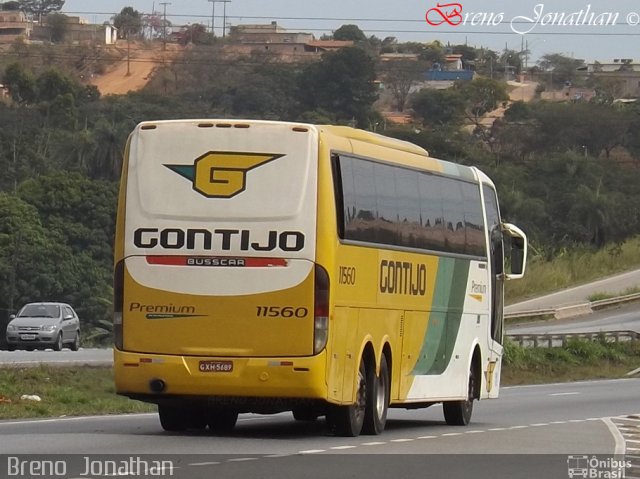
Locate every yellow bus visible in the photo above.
<box><xmin>114</xmin><ymin>119</ymin><xmax>527</xmax><ymax>437</ymax></box>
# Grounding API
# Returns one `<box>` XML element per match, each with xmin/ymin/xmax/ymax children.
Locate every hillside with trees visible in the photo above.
<box><xmin>1</xmin><ymin>17</ymin><xmax>640</xmax><ymax>345</ymax></box>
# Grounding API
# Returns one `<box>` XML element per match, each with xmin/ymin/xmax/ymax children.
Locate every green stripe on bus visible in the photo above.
<box><xmin>411</xmin><ymin>257</ymin><xmax>470</xmax><ymax>375</ymax></box>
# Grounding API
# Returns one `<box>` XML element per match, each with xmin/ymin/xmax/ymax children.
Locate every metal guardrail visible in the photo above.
<box><xmin>505</xmin><ymin>292</ymin><xmax>640</xmax><ymax>321</ymax></box>
<box><xmin>507</xmin><ymin>330</ymin><xmax>640</xmax><ymax>348</ymax></box>
<box><xmin>504</xmin><ymin>292</ymin><xmax>640</xmax><ymax>347</ymax></box>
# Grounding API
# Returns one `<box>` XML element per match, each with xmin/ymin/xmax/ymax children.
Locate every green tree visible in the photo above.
<box><xmin>35</xmin><ymin>67</ymin><xmax>77</xmax><ymax>102</ymax></box>
<box><xmin>2</xmin><ymin>62</ymin><xmax>36</xmax><ymax>104</ymax></box>
<box><xmin>499</xmin><ymin>48</ymin><xmax>523</xmax><ymax>76</ymax></box>
<box><xmin>180</xmin><ymin>23</ymin><xmax>212</xmax><ymax>45</ymax></box>
<box><xmin>45</xmin><ymin>12</ymin><xmax>68</xmax><ymax>43</ymax></box>
<box><xmin>2</xmin><ymin>2</ymin><xmax>21</xmax><ymax>10</ymax></box>
<box><xmin>332</xmin><ymin>24</ymin><xmax>366</xmax><ymax>42</ymax></box>
<box><xmin>379</xmin><ymin>59</ymin><xmax>427</xmax><ymax>112</ymax></box>
<box><xmin>457</xmin><ymin>77</ymin><xmax>509</xmax><ymax>123</ymax></box>
<box><xmin>0</xmin><ymin>193</ymin><xmax>75</xmax><ymax>318</ymax></box>
<box><xmin>112</xmin><ymin>6</ymin><xmax>143</xmax><ymax>39</ymax></box>
<box><xmin>410</xmin><ymin>88</ymin><xmax>466</xmax><ymax>126</ymax></box>
<box><xmin>298</xmin><ymin>47</ymin><xmax>378</xmax><ymax>126</ymax></box>
<box><xmin>537</xmin><ymin>53</ymin><xmax>585</xmax><ymax>88</ymax></box>
<box><xmin>18</xmin><ymin>0</ymin><xmax>64</xmax><ymax>19</ymax></box>
<box><xmin>419</xmin><ymin>41</ymin><xmax>446</xmax><ymax>65</ymax></box>
<box><xmin>13</xmin><ymin>174</ymin><xmax>118</xmax><ymax>334</ymax></box>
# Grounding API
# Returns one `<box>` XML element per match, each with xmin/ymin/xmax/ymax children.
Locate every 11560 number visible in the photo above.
<box><xmin>339</xmin><ymin>266</ymin><xmax>356</xmax><ymax>285</ymax></box>
<box><xmin>256</xmin><ymin>306</ymin><xmax>308</xmax><ymax>318</ymax></box>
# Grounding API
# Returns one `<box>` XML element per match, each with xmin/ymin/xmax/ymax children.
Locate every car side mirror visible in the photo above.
<box><xmin>9</xmin><ymin>314</ymin><xmax>15</xmax><ymax>320</ymax></box>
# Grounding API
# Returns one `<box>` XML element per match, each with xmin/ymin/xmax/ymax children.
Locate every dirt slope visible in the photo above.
<box><xmin>90</xmin><ymin>43</ymin><xmax>177</xmax><ymax>96</ymax></box>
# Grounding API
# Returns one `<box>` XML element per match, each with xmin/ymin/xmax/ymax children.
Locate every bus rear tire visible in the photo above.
<box><xmin>158</xmin><ymin>404</ymin><xmax>187</xmax><ymax>432</ymax></box>
<box><xmin>207</xmin><ymin>410</ymin><xmax>238</xmax><ymax>433</ymax></box>
<box><xmin>292</xmin><ymin>408</ymin><xmax>318</xmax><ymax>421</ymax></box>
<box><xmin>326</xmin><ymin>359</ymin><xmax>367</xmax><ymax>437</ymax></box>
<box><xmin>443</xmin><ymin>363</ymin><xmax>477</xmax><ymax>426</ymax></box>
<box><xmin>362</xmin><ymin>353</ymin><xmax>389</xmax><ymax>435</ymax></box>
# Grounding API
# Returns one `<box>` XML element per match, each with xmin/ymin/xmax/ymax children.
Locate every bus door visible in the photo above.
<box><xmin>482</xmin><ymin>185</ymin><xmax>504</xmax><ymax>359</ymax></box>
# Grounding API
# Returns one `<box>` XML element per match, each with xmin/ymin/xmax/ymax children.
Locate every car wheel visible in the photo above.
<box><xmin>69</xmin><ymin>332</ymin><xmax>80</xmax><ymax>351</ymax></box>
<box><xmin>7</xmin><ymin>345</ymin><xmax>16</xmax><ymax>352</ymax></box>
<box><xmin>53</xmin><ymin>333</ymin><xmax>63</xmax><ymax>351</ymax></box>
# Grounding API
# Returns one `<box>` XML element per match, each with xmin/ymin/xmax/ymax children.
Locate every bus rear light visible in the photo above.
<box><xmin>114</xmin><ymin>312</ymin><xmax>123</xmax><ymax>350</ymax></box>
<box><xmin>313</xmin><ymin>265</ymin><xmax>330</xmax><ymax>354</ymax></box>
<box><xmin>113</xmin><ymin>261</ymin><xmax>124</xmax><ymax>350</ymax></box>
<box><xmin>314</xmin><ymin>316</ymin><xmax>328</xmax><ymax>354</ymax></box>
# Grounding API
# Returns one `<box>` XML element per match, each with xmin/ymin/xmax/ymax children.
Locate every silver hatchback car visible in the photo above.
<box><xmin>6</xmin><ymin>302</ymin><xmax>81</xmax><ymax>351</ymax></box>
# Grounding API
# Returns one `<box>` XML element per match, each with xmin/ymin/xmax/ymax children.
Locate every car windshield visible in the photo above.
<box><xmin>18</xmin><ymin>304</ymin><xmax>60</xmax><ymax>318</ymax></box>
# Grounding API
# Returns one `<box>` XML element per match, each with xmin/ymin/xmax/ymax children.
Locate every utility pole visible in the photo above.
<box><xmin>160</xmin><ymin>2</ymin><xmax>171</xmax><ymax>50</ymax></box>
<box><xmin>207</xmin><ymin>0</ymin><xmax>231</xmax><ymax>37</ymax></box>
<box><xmin>222</xmin><ymin>0</ymin><xmax>230</xmax><ymax>37</ymax></box>
<box><xmin>208</xmin><ymin>0</ymin><xmax>215</xmax><ymax>35</ymax></box>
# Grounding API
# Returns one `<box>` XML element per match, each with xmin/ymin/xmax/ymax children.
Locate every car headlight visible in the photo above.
<box><xmin>41</xmin><ymin>325</ymin><xmax>57</xmax><ymax>332</ymax></box>
<box><xmin>6</xmin><ymin>324</ymin><xmax>16</xmax><ymax>332</ymax></box>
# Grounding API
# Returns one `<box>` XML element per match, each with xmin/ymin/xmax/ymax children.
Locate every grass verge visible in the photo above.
<box><xmin>0</xmin><ymin>366</ymin><xmax>154</xmax><ymax>420</ymax></box>
<box><xmin>502</xmin><ymin>338</ymin><xmax>640</xmax><ymax>385</ymax></box>
<box><xmin>0</xmin><ymin>340</ymin><xmax>638</xmax><ymax>420</ymax></box>
<box><xmin>505</xmin><ymin>237</ymin><xmax>640</xmax><ymax>303</ymax></box>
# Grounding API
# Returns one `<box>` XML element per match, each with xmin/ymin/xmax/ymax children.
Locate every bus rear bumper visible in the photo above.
<box><xmin>114</xmin><ymin>349</ymin><xmax>329</xmax><ymax>405</ymax></box>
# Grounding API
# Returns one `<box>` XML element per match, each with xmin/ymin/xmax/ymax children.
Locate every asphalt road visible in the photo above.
<box><xmin>0</xmin><ymin>348</ymin><xmax>112</xmax><ymax>367</ymax></box>
<box><xmin>507</xmin><ymin>302</ymin><xmax>640</xmax><ymax>335</ymax></box>
<box><xmin>0</xmin><ymin>379</ymin><xmax>638</xmax><ymax>478</ymax></box>
<box><xmin>505</xmin><ymin>268</ymin><xmax>640</xmax><ymax>314</ymax></box>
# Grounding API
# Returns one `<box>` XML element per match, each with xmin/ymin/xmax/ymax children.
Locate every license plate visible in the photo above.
<box><xmin>199</xmin><ymin>360</ymin><xmax>233</xmax><ymax>373</ymax></box>
<box><xmin>20</xmin><ymin>334</ymin><xmax>36</xmax><ymax>340</ymax></box>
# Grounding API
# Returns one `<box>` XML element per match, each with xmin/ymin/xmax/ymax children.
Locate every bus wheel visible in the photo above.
<box><xmin>207</xmin><ymin>410</ymin><xmax>238</xmax><ymax>433</ymax></box>
<box><xmin>292</xmin><ymin>408</ymin><xmax>318</xmax><ymax>421</ymax></box>
<box><xmin>363</xmin><ymin>353</ymin><xmax>389</xmax><ymax>435</ymax></box>
<box><xmin>158</xmin><ymin>404</ymin><xmax>188</xmax><ymax>432</ymax></box>
<box><xmin>443</xmin><ymin>362</ymin><xmax>476</xmax><ymax>426</ymax></box>
<box><xmin>326</xmin><ymin>359</ymin><xmax>367</xmax><ymax>437</ymax></box>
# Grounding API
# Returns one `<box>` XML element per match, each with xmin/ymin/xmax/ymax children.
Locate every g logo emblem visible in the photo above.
<box><xmin>165</xmin><ymin>152</ymin><xmax>284</xmax><ymax>198</ymax></box>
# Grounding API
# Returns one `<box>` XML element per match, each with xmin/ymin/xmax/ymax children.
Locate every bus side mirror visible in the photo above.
<box><xmin>501</xmin><ymin>222</ymin><xmax>527</xmax><ymax>280</ymax></box>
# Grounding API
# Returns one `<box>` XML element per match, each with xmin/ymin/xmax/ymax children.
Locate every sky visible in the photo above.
<box><xmin>61</xmin><ymin>1</ymin><xmax>640</xmax><ymax>63</ymax></box>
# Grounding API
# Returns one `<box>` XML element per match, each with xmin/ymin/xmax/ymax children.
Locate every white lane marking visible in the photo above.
<box><xmin>189</xmin><ymin>462</ymin><xmax>221</xmax><ymax>466</ymax></box>
<box><xmin>550</xmin><ymin>392</ymin><xmax>580</xmax><ymax>396</ymax></box>
<box><xmin>417</xmin><ymin>435</ymin><xmax>437</xmax><ymax>439</ymax></box>
<box><xmin>330</xmin><ymin>445</ymin><xmax>357</xmax><ymax>450</ymax></box>
<box><xmin>509</xmin><ymin>426</ymin><xmax>528</xmax><ymax>430</ymax></box>
<box><xmin>465</xmin><ymin>430</ymin><xmax>485</xmax><ymax>434</ymax></box>
<box><xmin>391</xmin><ymin>438</ymin><xmax>414</xmax><ymax>442</ymax></box>
<box><xmin>603</xmin><ymin>417</ymin><xmax>626</xmax><ymax>456</ymax></box>
<box><xmin>0</xmin><ymin>413</ymin><xmax>156</xmax><ymax>426</ymax></box>
<box><xmin>361</xmin><ymin>442</ymin><xmax>386</xmax><ymax>446</ymax></box>
<box><xmin>227</xmin><ymin>457</ymin><xmax>258</xmax><ymax>462</ymax></box>
<box><xmin>299</xmin><ymin>450</ymin><xmax>325</xmax><ymax>454</ymax></box>
<box><xmin>530</xmin><ymin>423</ymin><xmax>549</xmax><ymax>427</ymax></box>
<box><xmin>441</xmin><ymin>433</ymin><xmax>463</xmax><ymax>437</ymax></box>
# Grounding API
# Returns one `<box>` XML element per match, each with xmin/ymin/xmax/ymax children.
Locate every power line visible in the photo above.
<box><xmin>61</xmin><ymin>10</ymin><xmax>640</xmax><ymax>32</ymax></box>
